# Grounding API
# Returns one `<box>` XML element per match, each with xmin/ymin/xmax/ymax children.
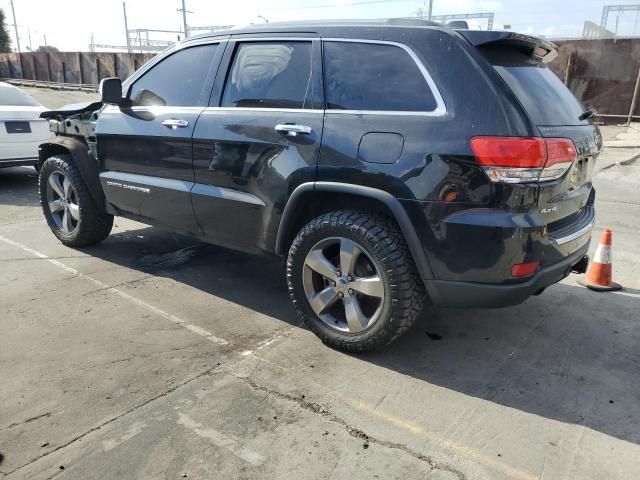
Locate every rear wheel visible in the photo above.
<box><xmin>287</xmin><ymin>210</ymin><xmax>425</xmax><ymax>352</ymax></box>
<box><xmin>39</xmin><ymin>155</ymin><xmax>113</xmax><ymax>247</ymax></box>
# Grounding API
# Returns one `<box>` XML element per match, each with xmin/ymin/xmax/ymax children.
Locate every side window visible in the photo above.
<box><xmin>323</xmin><ymin>41</ymin><xmax>437</xmax><ymax>112</ymax></box>
<box><xmin>221</xmin><ymin>41</ymin><xmax>314</xmax><ymax>109</ymax></box>
<box><xmin>129</xmin><ymin>44</ymin><xmax>218</xmax><ymax>107</ymax></box>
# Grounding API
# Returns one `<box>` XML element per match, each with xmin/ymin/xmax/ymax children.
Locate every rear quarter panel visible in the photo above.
<box><xmin>317</xmin><ymin>28</ymin><xmax>535</xmax><ymax>281</ymax></box>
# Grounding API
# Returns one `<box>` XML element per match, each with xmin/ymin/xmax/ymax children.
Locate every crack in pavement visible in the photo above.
<box><xmin>80</xmin><ymin>274</ymin><xmax>157</xmax><ymax>297</ymax></box>
<box><xmin>595</xmin><ymin>152</ymin><xmax>640</xmax><ymax>174</ymax></box>
<box><xmin>1</xmin><ymin>412</ymin><xmax>52</xmax><ymax>432</ymax></box>
<box><xmin>2</xmin><ymin>365</ymin><xmax>224</xmax><ymax>477</ymax></box>
<box><xmin>229</xmin><ymin>372</ymin><xmax>466</xmax><ymax>480</ymax></box>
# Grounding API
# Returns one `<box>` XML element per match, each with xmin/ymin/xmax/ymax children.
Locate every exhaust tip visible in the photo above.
<box><xmin>572</xmin><ymin>255</ymin><xmax>590</xmax><ymax>274</ymax></box>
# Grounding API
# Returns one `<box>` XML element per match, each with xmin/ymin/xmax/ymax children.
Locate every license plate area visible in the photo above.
<box><xmin>5</xmin><ymin>121</ymin><xmax>32</xmax><ymax>134</ymax></box>
<box><xmin>567</xmin><ymin>156</ymin><xmax>593</xmax><ymax>190</ymax></box>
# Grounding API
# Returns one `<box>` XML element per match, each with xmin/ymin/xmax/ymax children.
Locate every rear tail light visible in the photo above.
<box><xmin>470</xmin><ymin>137</ymin><xmax>577</xmax><ymax>183</ymax></box>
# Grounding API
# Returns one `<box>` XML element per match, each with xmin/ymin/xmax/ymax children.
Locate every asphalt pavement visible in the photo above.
<box><xmin>0</xmin><ymin>90</ymin><xmax>639</xmax><ymax>479</ymax></box>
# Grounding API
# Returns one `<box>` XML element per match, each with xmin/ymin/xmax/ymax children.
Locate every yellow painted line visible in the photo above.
<box><xmin>351</xmin><ymin>399</ymin><xmax>538</xmax><ymax>480</ymax></box>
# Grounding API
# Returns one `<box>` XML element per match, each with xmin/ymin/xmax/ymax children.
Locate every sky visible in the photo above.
<box><xmin>3</xmin><ymin>0</ymin><xmax>640</xmax><ymax>52</ymax></box>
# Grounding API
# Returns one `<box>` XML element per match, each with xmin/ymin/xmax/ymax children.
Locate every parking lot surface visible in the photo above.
<box><xmin>1</xmin><ymin>91</ymin><xmax>639</xmax><ymax>479</ymax></box>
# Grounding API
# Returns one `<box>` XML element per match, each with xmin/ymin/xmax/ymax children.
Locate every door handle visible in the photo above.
<box><xmin>161</xmin><ymin>119</ymin><xmax>189</xmax><ymax>129</ymax></box>
<box><xmin>274</xmin><ymin>124</ymin><xmax>312</xmax><ymax>137</ymax></box>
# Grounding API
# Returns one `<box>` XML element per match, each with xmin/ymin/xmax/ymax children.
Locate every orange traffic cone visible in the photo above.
<box><xmin>579</xmin><ymin>228</ymin><xmax>622</xmax><ymax>292</ymax></box>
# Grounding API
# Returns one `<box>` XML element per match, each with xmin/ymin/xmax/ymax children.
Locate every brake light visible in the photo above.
<box><xmin>539</xmin><ymin>138</ymin><xmax>578</xmax><ymax>180</ymax></box>
<box><xmin>511</xmin><ymin>261</ymin><xmax>540</xmax><ymax>278</ymax></box>
<box><xmin>470</xmin><ymin>137</ymin><xmax>577</xmax><ymax>183</ymax></box>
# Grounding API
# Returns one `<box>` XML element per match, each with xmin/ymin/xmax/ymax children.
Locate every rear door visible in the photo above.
<box><xmin>97</xmin><ymin>41</ymin><xmax>223</xmax><ymax>234</ymax></box>
<box><xmin>191</xmin><ymin>36</ymin><xmax>324</xmax><ymax>252</ymax></box>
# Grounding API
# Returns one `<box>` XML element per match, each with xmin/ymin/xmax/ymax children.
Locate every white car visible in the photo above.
<box><xmin>0</xmin><ymin>82</ymin><xmax>51</xmax><ymax>169</ymax></box>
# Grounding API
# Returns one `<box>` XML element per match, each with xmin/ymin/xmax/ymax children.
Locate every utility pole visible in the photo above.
<box><xmin>425</xmin><ymin>0</ymin><xmax>434</xmax><ymax>21</ymax></box>
<box><xmin>9</xmin><ymin>0</ymin><xmax>21</xmax><ymax>53</ymax></box>
<box><xmin>27</xmin><ymin>27</ymin><xmax>32</xmax><ymax>51</ymax></box>
<box><xmin>123</xmin><ymin>2</ymin><xmax>132</xmax><ymax>53</ymax></box>
<box><xmin>179</xmin><ymin>0</ymin><xmax>189</xmax><ymax>38</ymax></box>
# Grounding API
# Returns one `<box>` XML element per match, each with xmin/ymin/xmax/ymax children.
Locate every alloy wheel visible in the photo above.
<box><xmin>47</xmin><ymin>171</ymin><xmax>79</xmax><ymax>234</ymax></box>
<box><xmin>302</xmin><ymin>237</ymin><xmax>385</xmax><ymax>333</ymax></box>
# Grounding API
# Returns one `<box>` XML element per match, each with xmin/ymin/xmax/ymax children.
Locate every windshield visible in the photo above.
<box><xmin>0</xmin><ymin>84</ymin><xmax>42</xmax><ymax>107</ymax></box>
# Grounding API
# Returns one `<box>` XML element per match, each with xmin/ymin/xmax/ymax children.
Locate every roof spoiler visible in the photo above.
<box><xmin>457</xmin><ymin>30</ymin><xmax>558</xmax><ymax>64</ymax></box>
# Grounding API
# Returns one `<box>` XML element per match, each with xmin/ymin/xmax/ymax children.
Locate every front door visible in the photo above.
<box><xmin>97</xmin><ymin>41</ymin><xmax>223</xmax><ymax>234</ymax></box>
<box><xmin>192</xmin><ymin>38</ymin><xmax>324</xmax><ymax>252</ymax></box>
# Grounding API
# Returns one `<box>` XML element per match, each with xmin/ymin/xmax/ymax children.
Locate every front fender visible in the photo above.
<box><xmin>39</xmin><ymin>136</ymin><xmax>106</xmax><ymax>213</ymax></box>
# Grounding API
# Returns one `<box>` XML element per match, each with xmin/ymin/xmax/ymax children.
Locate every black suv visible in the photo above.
<box><xmin>37</xmin><ymin>20</ymin><xmax>599</xmax><ymax>351</ymax></box>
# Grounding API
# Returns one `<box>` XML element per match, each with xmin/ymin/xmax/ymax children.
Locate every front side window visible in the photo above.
<box><xmin>221</xmin><ymin>41</ymin><xmax>314</xmax><ymax>109</ymax></box>
<box><xmin>129</xmin><ymin>44</ymin><xmax>218</xmax><ymax>107</ymax></box>
<box><xmin>323</xmin><ymin>41</ymin><xmax>437</xmax><ymax>112</ymax></box>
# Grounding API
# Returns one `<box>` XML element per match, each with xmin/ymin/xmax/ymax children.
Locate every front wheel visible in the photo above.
<box><xmin>39</xmin><ymin>154</ymin><xmax>113</xmax><ymax>247</ymax></box>
<box><xmin>287</xmin><ymin>210</ymin><xmax>425</xmax><ymax>352</ymax></box>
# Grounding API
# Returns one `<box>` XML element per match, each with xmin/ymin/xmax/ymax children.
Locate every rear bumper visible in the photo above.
<box><xmin>0</xmin><ymin>157</ymin><xmax>38</xmax><ymax>168</ymax></box>
<box><xmin>425</xmin><ymin>243</ymin><xmax>589</xmax><ymax>308</ymax></box>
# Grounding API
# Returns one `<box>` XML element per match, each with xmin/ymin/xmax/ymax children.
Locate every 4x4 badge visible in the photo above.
<box><xmin>540</xmin><ymin>206</ymin><xmax>558</xmax><ymax>214</ymax></box>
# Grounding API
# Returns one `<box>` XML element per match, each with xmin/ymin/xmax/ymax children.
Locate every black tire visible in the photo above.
<box><xmin>287</xmin><ymin>210</ymin><xmax>425</xmax><ymax>352</ymax></box>
<box><xmin>39</xmin><ymin>154</ymin><xmax>113</xmax><ymax>247</ymax></box>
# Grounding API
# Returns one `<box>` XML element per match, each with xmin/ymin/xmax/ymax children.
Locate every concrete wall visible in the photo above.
<box><xmin>549</xmin><ymin>38</ymin><xmax>640</xmax><ymax>118</ymax></box>
<box><xmin>3</xmin><ymin>40</ymin><xmax>640</xmax><ymax>119</ymax></box>
<box><xmin>0</xmin><ymin>51</ymin><xmax>156</xmax><ymax>85</ymax></box>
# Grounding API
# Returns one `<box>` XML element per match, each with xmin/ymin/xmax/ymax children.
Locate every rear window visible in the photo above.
<box><xmin>323</xmin><ymin>41</ymin><xmax>438</xmax><ymax>112</ymax></box>
<box><xmin>481</xmin><ymin>47</ymin><xmax>586</xmax><ymax>126</ymax></box>
<box><xmin>0</xmin><ymin>84</ymin><xmax>41</xmax><ymax>107</ymax></box>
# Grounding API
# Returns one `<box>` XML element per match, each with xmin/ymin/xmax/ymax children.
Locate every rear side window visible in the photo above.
<box><xmin>129</xmin><ymin>44</ymin><xmax>218</xmax><ymax>107</ymax></box>
<box><xmin>222</xmin><ymin>41</ymin><xmax>314</xmax><ymax>109</ymax></box>
<box><xmin>481</xmin><ymin>47</ymin><xmax>585</xmax><ymax>126</ymax></box>
<box><xmin>323</xmin><ymin>41</ymin><xmax>437</xmax><ymax>112</ymax></box>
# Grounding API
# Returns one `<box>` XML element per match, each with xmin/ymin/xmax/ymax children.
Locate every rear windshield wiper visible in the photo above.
<box><xmin>579</xmin><ymin>108</ymin><xmax>597</xmax><ymax>121</ymax></box>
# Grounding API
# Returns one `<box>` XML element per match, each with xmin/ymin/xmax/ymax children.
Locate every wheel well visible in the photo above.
<box><xmin>38</xmin><ymin>143</ymin><xmax>70</xmax><ymax>167</ymax></box>
<box><xmin>279</xmin><ymin>191</ymin><xmax>398</xmax><ymax>255</ymax></box>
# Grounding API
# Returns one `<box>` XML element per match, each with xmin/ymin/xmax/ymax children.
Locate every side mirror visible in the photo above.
<box><xmin>100</xmin><ymin>77</ymin><xmax>123</xmax><ymax>105</ymax></box>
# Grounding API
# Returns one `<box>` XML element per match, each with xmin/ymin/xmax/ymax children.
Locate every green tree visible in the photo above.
<box><xmin>37</xmin><ymin>45</ymin><xmax>58</xmax><ymax>53</ymax></box>
<box><xmin>0</xmin><ymin>9</ymin><xmax>11</xmax><ymax>53</ymax></box>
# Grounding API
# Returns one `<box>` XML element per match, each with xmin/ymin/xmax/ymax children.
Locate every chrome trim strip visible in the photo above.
<box><xmin>322</xmin><ymin>38</ymin><xmax>447</xmax><ymax>117</ymax></box>
<box><xmin>102</xmin><ymin>106</ymin><xmax>205</xmax><ymax>114</ymax></box>
<box><xmin>203</xmin><ymin>37</ymin><xmax>446</xmax><ymax>117</ymax></box>
<box><xmin>100</xmin><ymin>171</ymin><xmax>266</xmax><ymax>206</ymax></box>
<box><xmin>191</xmin><ymin>183</ymin><xmax>266</xmax><ymax>206</ymax></box>
<box><xmin>122</xmin><ymin>39</ymin><xmax>228</xmax><ymax>90</ymax></box>
<box><xmin>551</xmin><ymin>218</ymin><xmax>596</xmax><ymax>245</ymax></box>
<box><xmin>325</xmin><ymin>109</ymin><xmax>443</xmax><ymax>117</ymax></box>
<box><xmin>201</xmin><ymin>107</ymin><xmax>323</xmax><ymax>114</ymax></box>
<box><xmin>228</xmin><ymin>36</ymin><xmax>317</xmax><ymax>41</ymax></box>
<box><xmin>100</xmin><ymin>171</ymin><xmax>192</xmax><ymax>192</ymax></box>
